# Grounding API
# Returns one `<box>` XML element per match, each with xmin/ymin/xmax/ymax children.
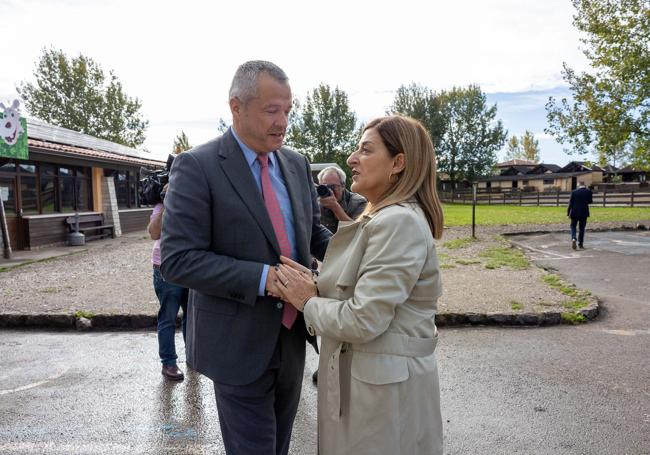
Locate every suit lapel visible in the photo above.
<box><xmin>218</xmin><ymin>132</ymin><xmax>281</xmax><ymax>255</ymax></box>
<box><xmin>276</xmin><ymin>149</ymin><xmax>308</xmax><ymax>263</ymax></box>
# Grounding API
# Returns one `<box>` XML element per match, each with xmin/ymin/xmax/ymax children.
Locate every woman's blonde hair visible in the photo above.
<box><xmin>361</xmin><ymin>115</ymin><xmax>444</xmax><ymax>239</ymax></box>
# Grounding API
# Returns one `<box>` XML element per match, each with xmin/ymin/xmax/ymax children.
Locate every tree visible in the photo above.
<box><xmin>545</xmin><ymin>0</ymin><xmax>649</xmax><ymax>169</ymax></box>
<box><xmin>217</xmin><ymin>118</ymin><xmax>229</xmax><ymax>134</ymax></box>
<box><xmin>18</xmin><ymin>48</ymin><xmax>148</xmax><ymax>147</ymax></box>
<box><xmin>505</xmin><ymin>136</ymin><xmax>521</xmax><ymax>161</ymax></box>
<box><xmin>388</xmin><ymin>84</ymin><xmax>506</xmax><ymax>183</ymax></box>
<box><xmin>285</xmin><ymin>84</ymin><xmax>359</xmax><ymax>180</ymax></box>
<box><xmin>437</xmin><ymin>85</ymin><xmax>507</xmax><ymax>183</ymax></box>
<box><xmin>172</xmin><ymin>131</ymin><xmax>191</xmax><ymax>153</ymax></box>
<box><xmin>505</xmin><ymin>131</ymin><xmax>540</xmax><ymax>162</ymax></box>
<box><xmin>521</xmin><ymin>131</ymin><xmax>541</xmax><ymax>163</ymax></box>
<box><xmin>387</xmin><ymin>83</ymin><xmax>446</xmax><ymax>150</ymax></box>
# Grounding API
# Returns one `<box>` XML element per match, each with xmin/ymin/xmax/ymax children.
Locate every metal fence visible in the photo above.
<box><xmin>440</xmin><ymin>190</ymin><xmax>650</xmax><ymax>207</ymax></box>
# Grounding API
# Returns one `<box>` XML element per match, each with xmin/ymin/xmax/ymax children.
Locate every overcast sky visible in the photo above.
<box><xmin>1</xmin><ymin>0</ymin><xmax>594</xmax><ymax>165</ymax></box>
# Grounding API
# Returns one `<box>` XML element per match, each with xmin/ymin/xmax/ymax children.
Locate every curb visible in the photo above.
<box><xmin>435</xmin><ymin>301</ymin><xmax>599</xmax><ymax>327</ymax></box>
<box><xmin>0</xmin><ymin>302</ymin><xmax>599</xmax><ymax>330</ymax></box>
<box><xmin>0</xmin><ymin>313</ymin><xmax>159</xmax><ymax>330</ymax></box>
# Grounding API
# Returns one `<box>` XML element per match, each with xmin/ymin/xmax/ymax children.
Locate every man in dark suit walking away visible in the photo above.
<box><xmin>160</xmin><ymin>61</ymin><xmax>331</xmax><ymax>455</ymax></box>
<box><xmin>568</xmin><ymin>181</ymin><xmax>593</xmax><ymax>249</ymax></box>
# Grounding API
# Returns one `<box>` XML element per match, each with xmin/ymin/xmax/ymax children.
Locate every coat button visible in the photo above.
<box><xmin>276</xmin><ymin>302</ymin><xmax>283</xmax><ymax>309</ymax></box>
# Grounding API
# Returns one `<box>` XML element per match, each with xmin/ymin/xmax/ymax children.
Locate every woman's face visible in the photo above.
<box><xmin>347</xmin><ymin>128</ymin><xmax>402</xmax><ymax>204</ymax></box>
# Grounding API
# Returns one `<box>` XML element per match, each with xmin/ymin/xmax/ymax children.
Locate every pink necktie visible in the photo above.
<box><xmin>257</xmin><ymin>153</ymin><xmax>297</xmax><ymax>329</ymax></box>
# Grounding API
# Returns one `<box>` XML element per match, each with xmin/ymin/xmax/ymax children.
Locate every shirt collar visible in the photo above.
<box><xmin>231</xmin><ymin>127</ymin><xmax>278</xmax><ymax>169</ymax></box>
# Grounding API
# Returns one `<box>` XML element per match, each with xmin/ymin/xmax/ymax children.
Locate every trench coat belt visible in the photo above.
<box><xmin>326</xmin><ymin>331</ymin><xmax>439</xmax><ymax>422</ymax></box>
<box><xmin>352</xmin><ymin>331</ymin><xmax>438</xmax><ymax>357</ymax></box>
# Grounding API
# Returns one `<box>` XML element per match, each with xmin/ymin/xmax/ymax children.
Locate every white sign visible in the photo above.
<box><xmin>0</xmin><ymin>186</ymin><xmax>8</xmax><ymax>202</ymax></box>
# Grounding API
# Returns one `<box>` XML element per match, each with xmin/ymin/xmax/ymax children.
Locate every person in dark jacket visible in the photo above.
<box><xmin>567</xmin><ymin>182</ymin><xmax>593</xmax><ymax>249</ymax></box>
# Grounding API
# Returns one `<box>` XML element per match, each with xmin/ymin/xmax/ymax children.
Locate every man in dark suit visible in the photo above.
<box><xmin>567</xmin><ymin>181</ymin><xmax>593</xmax><ymax>249</ymax></box>
<box><xmin>160</xmin><ymin>61</ymin><xmax>331</xmax><ymax>455</ymax></box>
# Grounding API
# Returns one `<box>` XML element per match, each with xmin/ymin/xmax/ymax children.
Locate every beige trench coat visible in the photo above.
<box><xmin>304</xmin><ymin>202</ymin><xmax>443</xmax><ymax>455</ymax></box>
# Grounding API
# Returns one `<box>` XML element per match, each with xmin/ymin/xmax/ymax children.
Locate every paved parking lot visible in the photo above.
<box><xmin>1</xmin><ymin>230</ymin><xmax>648</xmax><ymax>454</ymax></box>
<box><xmin>510</xmin><ymin>230</ymin><xmax>650</xmax><ymax>328</ymax></box>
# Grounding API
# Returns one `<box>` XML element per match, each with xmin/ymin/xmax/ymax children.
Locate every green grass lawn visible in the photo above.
<box><xmin>443</xmin><ymin>204</ymin><xmax>650</xmax><ymax>227</ymax></box>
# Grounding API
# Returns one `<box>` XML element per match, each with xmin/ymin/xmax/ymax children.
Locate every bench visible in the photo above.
<box><xmin>65</xmin><ymin>214</ymin><xmax>115</xmax><ymax>241</ymax></box>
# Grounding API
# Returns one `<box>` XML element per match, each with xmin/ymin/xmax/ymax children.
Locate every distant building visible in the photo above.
<box><xmin>617</xmin><ymin>165</ymin><xmax>648</xmax><ymax>183</ymax></box>
<box><xmin>477</xmin><ymin>161</ymin><xmax>604</xmax><ymax>192</ymax></box>
<box><xmin>496</xmin><ymin>159</ymin><xmax>537</xmax><ymax>168</ymax></box>
<box><xmin>0</xmin><ymin>118</ymin><xmax>165</xmax><ymax>250</ymax></box>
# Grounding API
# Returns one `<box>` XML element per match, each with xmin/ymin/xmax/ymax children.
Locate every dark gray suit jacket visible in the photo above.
<box><xmin>160</xmin><ymin>130</ymin><xmax>331</xmax><ymax>385</ymax></box>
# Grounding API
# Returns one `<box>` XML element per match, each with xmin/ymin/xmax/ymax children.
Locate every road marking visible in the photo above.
<box><xmin>529</xmin><ymin>255</ymin><xmax>596</xmax><ymax>260</ymax></box>
<box><xmin>518</xmin><ymin>244</ymin><xmax>574</xmax><ymax>259</ymax></box>
<box><xmin>0</xmin><ymin>365</ymin><xmax>69</xmax><ymax>395</ymax></box>
<box><xmin>599</xmin><ymin>329</ymin><xmax>650</xmax><ymax>336</ymax></box>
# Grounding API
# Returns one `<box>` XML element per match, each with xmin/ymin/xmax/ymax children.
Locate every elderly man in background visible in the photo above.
<box><xmin>317</xmin><ymin>166</ymin><xmax>367</xmax><ymax>234</ymax></box>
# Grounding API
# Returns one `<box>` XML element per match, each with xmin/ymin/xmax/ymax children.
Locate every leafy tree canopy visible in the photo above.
<box><xmin>437</xmin><ymin>85</ymin><xmax>507</xmax><ymax>182</ymax></box>
<box><xmin>172</xmin><ymin>131</ymin><xmax>191</xmax><ymax>153</ymax></box>
<box><xmin>546</xmin><ymin>0</ymin><xmax>649</xmax><ymax>169</ymax></box>
<box><xmin>505</xmin><ymin>130</ymin><xmax>540</xmax><ymax>163</ymax></box>
<box><xmin>285</xmin><ymin>84</ymin><xmax>360</xmax><ymax>182</ymax></box>
<box><xmin>388</xmin><ymin>84</ymin><xmax>506</xmax><ymax>183</ymax></box>
<box><xmin>387</xmin><ymin>83</ymin><xmax>446</xmax><ymax>150</ymax></box>
<box><xmin>18</xmin><ymin>48</ymin><xmax>148</xmax><ymax>148</ymax></box>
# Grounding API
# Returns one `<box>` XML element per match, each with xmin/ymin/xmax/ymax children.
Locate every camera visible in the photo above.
<box><xmin>316</xmin><ymin>184</ymin><xmax>332</xmax><ymax>197</ymax></box>
<box><xmin>139</xmin><ymin>154</ymin><xmax>175</xmax><ymax>205</ymax></box>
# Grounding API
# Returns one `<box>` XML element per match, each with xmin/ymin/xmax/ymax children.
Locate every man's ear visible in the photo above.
<box><xmin>229</xmin><ymin>97</ymin><xmax>241</xmax><ymax>118</ymax></box>
<box><xmin>393</xmin><ymin>153</ymin><xmax>406</xmax><ymax>174</ymax></box>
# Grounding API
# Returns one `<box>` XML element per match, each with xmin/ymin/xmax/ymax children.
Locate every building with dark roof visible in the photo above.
<box><xmin>0</xmin><ymin>118</ymin><xmax>165</xmax><ymax>250</ymax></box>
<box><xmin>477</xmin><ymin>161</ymin><xmax>603</xmax><ymax>192</ymax></box>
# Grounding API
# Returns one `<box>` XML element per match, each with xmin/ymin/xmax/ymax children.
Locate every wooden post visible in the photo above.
<box><xmin>519</xmin><ymin>192</ymin><xmax>522</xmax><ymax>206</ymax></box>
<box><xmin>603</xmin><ymin>189</ymin><xmax>607</xmax><ymax>207</ymax></box>
<box><xmin>472</xmin><ymin>183</ymin><xmax>477</xmax><ymax>238</ymax></box>
<box><xmin>631</xmin><ymin>190</ymin><xmax>635</xmax><ymax>207</ymax></box>
<box><xmin>0</xmin><ymin>196</ymin><xmax>11</xmax><ymax>259</ymax></box>
<box><xmin>556</xmin><ymin>189</ymin><xmax>560</xmax><ymax>207</ymax></box>
<box><xmin>537</xmin><ymin>191</ymin><xmax>540</xmax><ymax>206</ymax></box>
<box><xmin>488</xmin><ymin>192</ymin><xmax>491</xmax><ymax>205</ymax></box>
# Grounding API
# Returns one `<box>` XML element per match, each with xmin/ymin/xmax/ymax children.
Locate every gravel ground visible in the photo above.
<box><xmin>1</xmin><ymin>220</ymin><xmax>646</xmax><ymax>318</ymax></box>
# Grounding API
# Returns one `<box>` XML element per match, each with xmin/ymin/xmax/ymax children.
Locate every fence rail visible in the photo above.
<box><xmin>440</xmin><ymin>190</ymin><xmax>650</xmax><ymax>207</ymax></box>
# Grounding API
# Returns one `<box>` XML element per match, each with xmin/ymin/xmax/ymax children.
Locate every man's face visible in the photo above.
<box><xmin>230</xmin><ymin>72</ymin><xmax>292</xmax><ymax>153</ymax></box>
<box><xmin>319</xmin><ymin>171</ymin><xmax>344</xmax><ymax>202</ymax></box>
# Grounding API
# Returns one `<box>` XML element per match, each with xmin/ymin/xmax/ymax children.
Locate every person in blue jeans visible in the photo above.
<box><xmin>149</xmin><ymin>196</ymin><xmax>188</xmax><ymax>380</ymax></box>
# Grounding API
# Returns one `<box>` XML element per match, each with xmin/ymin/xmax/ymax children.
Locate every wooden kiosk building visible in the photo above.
<box><xmin>0</xmin><ymin>118</ymin><xmax>165</xmax><ymax>250</ymax></box>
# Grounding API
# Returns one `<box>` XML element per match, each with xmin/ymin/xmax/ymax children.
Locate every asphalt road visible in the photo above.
<box><xmin>1</xmin><ymin>231</ymin><xmax>648</xmax><ymax>454</ymax></box>
<box><xmin>511</xmin><ymin>230</ymin><xmax>650</xmax><ymax>327</ymax></box>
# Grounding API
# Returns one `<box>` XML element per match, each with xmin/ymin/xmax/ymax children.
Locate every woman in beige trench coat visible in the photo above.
<box><xmin>276</xmin><ymin>115</ymin><xmax>444</xmax><ymax>455</ymax></box>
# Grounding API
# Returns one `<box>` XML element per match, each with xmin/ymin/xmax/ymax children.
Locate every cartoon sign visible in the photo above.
<box><xmin>0</xmin><ymin>100</ymin><xmax>28</xmax><ymax>160</ymax></box>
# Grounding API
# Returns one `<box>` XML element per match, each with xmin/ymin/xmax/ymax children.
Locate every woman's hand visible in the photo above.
<box><xmin>274</xmin><ymin>262</ymin><xmax>317</xmax><ymax>312</ymax></box>
<box><xmin>279</xmin><ymin>255</ymin><xmax>314</xmax><ymax>279</ymax></box>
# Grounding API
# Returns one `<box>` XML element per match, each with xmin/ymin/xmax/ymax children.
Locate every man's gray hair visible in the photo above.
<box><xmin>229</xmin><ymin>60</ymin><xmax>289</xmax><ymax>104</ymax></box>
<box><xmin>318</xmin><ymin>166</ymin><xmax>346</xmax><ymax>186</ymax></box>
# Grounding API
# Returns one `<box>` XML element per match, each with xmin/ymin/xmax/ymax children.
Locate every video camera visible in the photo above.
<box><xmin>139</xmin><ymin>154</ymin><xmax>176</xmax><ymax>205</ymax></box>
